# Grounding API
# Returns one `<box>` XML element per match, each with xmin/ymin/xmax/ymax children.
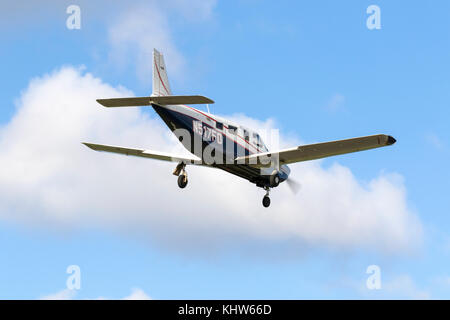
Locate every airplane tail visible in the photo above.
<box><xmin>152</xmin><ymin>49</ymin><xmax>172</xmax><ymax>97</ymax></box>
<box><xmin>95</xmin><ymin>48</ymin><xmax>214</xmax><ymax>108</ymax></box>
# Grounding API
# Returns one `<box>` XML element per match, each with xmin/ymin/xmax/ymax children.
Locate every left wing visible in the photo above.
<box><xmin>235</xmin><ymin>134</ymin><xmax>396</xmax><ymax>167</ymax></box>
<box><xmin>83</xmin><ymin>142</ymin><xmax>202</xmax><ymax>165</ymax></box>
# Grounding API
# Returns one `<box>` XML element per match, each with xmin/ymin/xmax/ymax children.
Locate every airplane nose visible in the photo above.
<box><xmin>387</xmin><ymin>135</ymin><xmax>396</xmax><ymax>145</ymax></box>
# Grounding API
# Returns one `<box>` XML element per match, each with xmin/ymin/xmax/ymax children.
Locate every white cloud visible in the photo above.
<box><xmin>325</xmin><ymin>93</ymin><xmax>345</xmax><ymax>113</ymax></box>
<box><xmin>108</xmin><ymin>3</ymin><xmax>183</xmax><ymax>84</ymax></box>
<box><xmin>41</xmin><ymin>289</ymin><xmax>77</xmax><ymax>300</ymax></box>
<box><xmin>122</xmin><ymin>288</ymin><xmax>152</xmax><ymax>300</ymax></box>
<box><xmin>383</xmin><ymin>275</ymin><xmax>430</xmax><ymax>299</ymax></box>
<box><xmin>425</xmin><ymin>133</ymin><xmax>445</xmax><ymax>151</ymax></box>
<box><xmin>0</xmin><ymin>0</ymin><xmax>217</xmax><ymax>85</ymax></box>
<box><xmin>432</xmin><ymin>275</ymin><xmax>450</xmax><ymax>288</ymax></box>
<box><xmin>164</xmin><ymin>0</ymin><xmax>217</xmax><ymax>21</ymax></box>
<box><xmin>0</xmin><ymin>66</ymin><xmax>422</xmax><ymax>255</ymax></box>
<box><xmin>107</xmin><ymin>0</ymin><xmax>216</xmax><ymax>84</ymax></box>
<box><xmin>41</xmin><ymin>287</ymin><xmax>151</xmax><ymax>300</ymax></box>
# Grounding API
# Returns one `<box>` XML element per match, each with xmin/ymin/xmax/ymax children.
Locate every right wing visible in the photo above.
<box><xmin>235</xmin><ymin>134</ymin><xmax>396</xmax><ymax>167</ymax></box>
<box><xmin>83</xmin><ymin>142</ymin><xmax>202</xmax><ymax>165</ymax></box>
<box><xmin>96</xmin><ymin>95</ymin><xmax>214</xmax><ymax>107</ymax></box>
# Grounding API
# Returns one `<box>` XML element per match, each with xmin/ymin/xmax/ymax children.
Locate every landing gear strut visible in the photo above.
<box><xmin>262</xmin><ymin>186</ymin><xmax>271</xmax><ymax>208</ymax></box>
<box><xmin>174</xmin><ymin>162</ymin><xmax>188</xmax><ymax>188</ymax></box>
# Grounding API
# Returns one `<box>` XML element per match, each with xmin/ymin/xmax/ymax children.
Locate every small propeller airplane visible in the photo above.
<box><xmin>83</xmin><ymin>49</ymin><xmax>396</xmax><ymax>208</ymax></box>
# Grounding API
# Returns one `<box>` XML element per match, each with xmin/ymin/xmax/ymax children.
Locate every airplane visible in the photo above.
<box><xmin>83</xmin><ymin>49</ymin><xmax>396</xmax><ymax>208</ymax></box>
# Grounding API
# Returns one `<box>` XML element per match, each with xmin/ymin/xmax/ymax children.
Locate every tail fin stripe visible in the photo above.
<box><xmin>154</xmin><ymin>60</ymin><xmax>171</xmax><ymax>96</ymax></box>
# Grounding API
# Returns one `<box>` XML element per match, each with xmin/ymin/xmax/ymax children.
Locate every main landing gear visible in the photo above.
<box><xmin>262</xmin><ymin>186</ymin><xmax>271</xmax><ymax>208</ymax></box>
<box><xmin>178</xmin><ymin>174</ymin><xmax>188</xmax><ymax>188</ymax></box>
<box><xmin>174</xmin><ymin>162</ymin><xmax>188</xmax><ymax>188</ymax></box>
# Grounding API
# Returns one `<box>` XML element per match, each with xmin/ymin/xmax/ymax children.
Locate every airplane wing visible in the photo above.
<box><xmin>96</xmin><ymin>95</ymin><xmax>214</xmax><ymax>107</ymax></box>
<box><xmin>235</xmin><ymin>134</ymin><xmax>396</xmax><ymax>167</ymax></box>
<box><xmin>82</xmin><ymin>142</ymin><xmax>202</xmax><ymax>164</ymax></box>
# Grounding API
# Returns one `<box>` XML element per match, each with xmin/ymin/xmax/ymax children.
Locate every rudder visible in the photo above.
<box><xmin>152</xmin><ymin>49</ymin><xmax>172</xmax><ymax>97</ymax></box>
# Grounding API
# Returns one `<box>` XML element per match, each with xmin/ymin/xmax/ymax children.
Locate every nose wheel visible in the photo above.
<box><xmin>262</xmin><ymin>196</ymin><xmax>271</xmax><ymax>208</ymax></box>
<box><xmin>262</xmin><ymin>187</ymin><xmax>271</xmax><ymax>208</ymax></box>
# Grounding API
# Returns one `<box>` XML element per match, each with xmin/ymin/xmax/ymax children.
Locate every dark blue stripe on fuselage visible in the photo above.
<box><xmin>152</xmin><ymin>104</ymin><xmax>271</xmax><ymax>184</ymax></box>
<box><xmin>152</xmin><ymin>104</ymin><xmax>252</xmax><ymax>159</ymax></box>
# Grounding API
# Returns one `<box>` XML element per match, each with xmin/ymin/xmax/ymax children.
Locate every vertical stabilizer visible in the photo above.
<box><xmin>152</xmin><ymin>49</ymin><xmax>172</xmax><ymax>97</ymax></box>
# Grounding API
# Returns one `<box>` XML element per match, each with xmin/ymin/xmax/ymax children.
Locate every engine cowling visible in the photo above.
<box><xmin>269</xmin><ymin>170</ymin><xmax>281</xmax><ymax>187</ymax></box>
<box><xmin>268</xmin><ymin>166</ymin><xmax>290</xmax><ymax>188</ymax></box>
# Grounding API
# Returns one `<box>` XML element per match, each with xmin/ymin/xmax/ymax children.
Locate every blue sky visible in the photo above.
<box><xmin>0</xmin><ymin>0</ymin><xmax>449</xmax><ymax>299</ymax></box>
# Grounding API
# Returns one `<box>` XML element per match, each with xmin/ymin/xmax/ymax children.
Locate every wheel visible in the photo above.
<box><xmin>177</xmin><ymin>174</ymin><xmax>188</xmax><ymax>188</ymax></box>
<box><xmin>269</xmin><ymin>172</ymin><xmax>280</xmax><ymax>187</ymax></box>
<box><xmin>262</xmin><ymin>196</ymin><xmax>271</xmax><ymax>208</ymax></box>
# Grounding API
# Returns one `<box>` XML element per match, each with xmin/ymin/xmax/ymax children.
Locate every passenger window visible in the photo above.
<box><xmin>216</xmin><ymin>122</ymin><xmax>223</xmax><ymax>130</ymax></box>
<box><xmin>253</xmin><ymin>133</ymin><xmax>262</xmax><ymax>146</ymax></box>
<box><xmin>243</xmin><ymin>129</ymin><xmax>249</xmax><ymax>141</ymax></box>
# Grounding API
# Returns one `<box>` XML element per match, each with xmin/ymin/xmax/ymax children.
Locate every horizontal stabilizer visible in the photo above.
<box><xmin>97</xmin><ymin>95</ymin><xmax>214</xmax><ymax>107</ymax></box>
<box><xmin>82</xmin><ymin>142</ymin><xmax>202</xmax><ymax>164</ymax></box>
<box><xmin>235</xmin><ymin>134</ymin><xmax>396</xmax><ymax>167</ymax></box>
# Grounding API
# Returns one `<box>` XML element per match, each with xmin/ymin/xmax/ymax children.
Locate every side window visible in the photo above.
<box><xmin>228</xmin><ymin>125</ymin><xmax>237</xmax><ymax>135</ymax></box>
<box><xmin>216</xmin><ymin>122</ymin><xmax>223</xmax><ymax>130</ymax></box>
<box><xmin>243</xmin><ymin>129</ymin><xmax>250</xmax><ymax>141</ymax></box>
<box><xmin>253</xmin><ymin>132</ymin><xmax>262</xmax><ymax>147</ymax></box>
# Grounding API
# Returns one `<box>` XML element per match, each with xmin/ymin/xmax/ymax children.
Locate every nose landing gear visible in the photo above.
<box><xmin>174</xmin><ymin>162</ymin><xmax>188</xmax><ymax>188</ymax></box>
<box><xmin>262</xmin><ymin>186</ymin><xmax>271</xmax><ymax>208</ymax></box>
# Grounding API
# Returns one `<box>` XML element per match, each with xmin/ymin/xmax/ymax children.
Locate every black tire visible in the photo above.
<box><xmin>270</xmin><ymin>172</ymin><xmax>280</xmax><ymax>187</ymax></box>
<box><xmin>177</xmin><ymin>175</ymin><xmax>188</xmax><ymax>188</ymax></box>
<box><xmin>262</xmin><ymin>196</ymin><xmax>271</xmax><ymax>208</ymax></box>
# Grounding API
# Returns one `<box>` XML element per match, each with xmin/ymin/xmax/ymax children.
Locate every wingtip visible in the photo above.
<box><xmin>386</xmin><ymin>135</ymin><xmax>397</xmax><ymax>145</ymax></box>
<box><xmin>82</xmin><ymin>142</ymin><xmax>95</xmax><ymax>150</ymax></box>
<box><xmin>196</xmin><ymin>95</ymin><xmax>215</xmax><ymax>104</ymax></box>
<box><xmin>96</xmin><ymin>99</ymin><xmax>107</xmax><ymax>107</ymax></box>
